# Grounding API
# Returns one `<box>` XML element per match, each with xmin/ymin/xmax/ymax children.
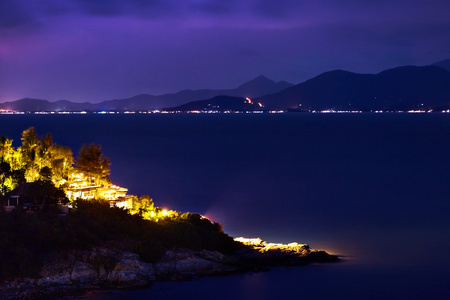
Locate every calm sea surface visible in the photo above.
<box><xmin>1</xmin><ymin>113</ymin><xmax>450</xmax><ymax>299</ymax></box>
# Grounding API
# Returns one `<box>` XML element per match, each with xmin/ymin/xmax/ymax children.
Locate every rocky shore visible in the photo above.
<box><xmin>0</xmin><ymin>239</ymin><xmax>338</xmax><ymax>299</ymax></box>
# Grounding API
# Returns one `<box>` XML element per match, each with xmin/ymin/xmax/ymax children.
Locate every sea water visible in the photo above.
<box><xmin>1</xmin><ymin>113</ymin><xmax>449</xmax><ymax>299</ymax></box>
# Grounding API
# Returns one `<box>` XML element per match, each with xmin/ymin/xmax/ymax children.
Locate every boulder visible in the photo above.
<box><xmin>107</xmin><ymin>252</ymin><xmax>155</xmax><ymax>288</ymax></box>
<box><xmin>154</xmin><ymin>249</ymin><xmax>237</xmax><ymax>278</ymax></box>
<box><xmin>38</xmin><ymin>247</ymin><xmax>155</xmax><ymax>288</ymax></box>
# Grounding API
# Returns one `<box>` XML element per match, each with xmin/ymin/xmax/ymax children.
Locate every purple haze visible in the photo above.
<box><xmin>0</xmin><ymin>0</ymin><xmax>449</xmax><ymax>102</ymax></box>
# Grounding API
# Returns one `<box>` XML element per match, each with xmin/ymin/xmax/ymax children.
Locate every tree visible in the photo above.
<box><xmin>39</xmin><ymin>166</ymin><xmax>53</xmax><ymax>182</ymax></box>
<box><xmin>36</xmin><ymin>133</ymin><xmax>53</xmax><ymax>170</ymax></box>
<box><xmin>0</xmin><ymin>136</ymin><xmax>14</xmax><ymax>163</ymax></box>
<box><xmin>50</xmin><ymin>145</ymin><xmax>74</xmax><ymax>186</ymax></box>
<box><xmin>75</xmin><ymin>144</ymin><xmax>111</xmax><ymax>184</ymax></box>
<box><xmin>130</xmin><ymin>195</ymin><xmax>155</xmax><ymax>219</ymax></box>
<box><xmin>0</xmin><ymin>161</ymin><xmax>12</xmax><ymax>195</ymax></box>
<box><xmin>24</xmin><ymin>180</ymin><xmax>69</xmax><ymax>209</ymax></box>
<box><xmin>20</xmin><ymin>127</ymin><xmax>39</xmax><ymax>182</ymax></box>
<box><xmin>0</xmin><ymin>129</ymin><xmax>76</xmax><ymax>193</ymax></box>
<box><xmin>21</xmin><ymin>127</ymin><xmax>38</xmax><ymax>150</ymax></box>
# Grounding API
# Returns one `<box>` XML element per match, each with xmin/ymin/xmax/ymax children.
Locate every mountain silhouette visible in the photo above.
<box><xmin>258</xmin><ymin>65</ymin><xmax>450</xmax><ymax>111</ymax></box>
<box><xmin>0</xmin><ymin>76</ymin><xmax>291</xmax><ymax>112</ymax></box>
<box><xmin>432</xmin><ymin>59</ymin><xmax>450</xmax><ymax>72</ymax></box>
<box><xmin>0</xmin><ymin>98</ymin><xmax>95</xmax><ymax>112</ymax></box>
<box><xmin>91</xmin><ymin>76</ymin><xmax>292</xmax><ymax>111</ymax></box>
<box><xmin>2</xmin><ymin>62</ymin><xmax>450</xmax><ymax>112</ymax></box>
<box><xmin>164</xmin><ymin>96</ymin><xmax>263</xmax><ymax>112</ymax></box>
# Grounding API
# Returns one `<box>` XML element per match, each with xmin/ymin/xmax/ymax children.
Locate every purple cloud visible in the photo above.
<box><xmin>1</xmin><ymin>0</ymin><xmax>449</xmax><ymax>102</ymax></box>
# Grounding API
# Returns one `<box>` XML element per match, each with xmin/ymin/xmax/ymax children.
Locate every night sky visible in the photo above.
<box><xmin>1</xmin><ymin>0</ymin><xmax>449</xmax><ymax>103</ymax></box>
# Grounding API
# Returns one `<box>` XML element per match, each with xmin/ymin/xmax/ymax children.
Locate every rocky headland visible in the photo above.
<box><xmin>0</xmin><ymin>238</ymin><xmax>338</xmax><ymax>299</ymax></box>
<box><xmin>0</xmin><ymin>129</ymin><xmax>338</xmax><ymax>299</ymax></box>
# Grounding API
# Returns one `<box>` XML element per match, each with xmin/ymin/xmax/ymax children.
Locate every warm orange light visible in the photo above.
<box><xmin>234</xmin><ymin>237</ymin><xmax>311</xmax><ymax>256</ymax></box>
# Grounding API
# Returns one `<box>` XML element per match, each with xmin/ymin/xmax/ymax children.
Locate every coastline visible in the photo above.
<box><xmin>0</xmin><ymin>240</ymin><xmax>338</xmax><ymax>299</ymax></box>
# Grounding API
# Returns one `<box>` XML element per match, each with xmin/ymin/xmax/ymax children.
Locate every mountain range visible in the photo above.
<box><xmin>259</xmin><ymin>64</ymin><xmax>450</xmax><ymax>111</ymax></box>
<box><xmin>1</xmin><ymin>59</ymin><xmax>450</xmax><ymax>112</ymax></box>
<box><xmin>0</xmin><ymin>76</ymin><xmax>292</xmax><ymax>112</ymax></box>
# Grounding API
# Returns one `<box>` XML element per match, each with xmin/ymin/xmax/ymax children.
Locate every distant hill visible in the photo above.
<box><xmin>0</xmin><ymin>76</ymin><xmax>292</xmax><ymax>112</ymax></box>
<box><xmin>164</xmin><ymin>96</ymin><xmax>263</xmax><ymax>112</ymax></box>
<box><xmin>258</xmin><ymin>65</ymin><xmax>450</xmax><ymax>111</ymax></box>
<box><xmin>3</xmin><ymin>62</ymin><xmax>450</xmax><ymax>112</ymax></box>
<box><xmin>92</xmin><ymin>75</ymin><xmax>292</xmax><ymax>111</ymax></box>
<box><xmin>0</xmin><ymin>98</ymin><xmax>95</xmax><ymax>112</ymax></box>
<box><xmin>432</xmin><ymin>59</ymin><xmax>450</xmax><ymax>72</ymax></box>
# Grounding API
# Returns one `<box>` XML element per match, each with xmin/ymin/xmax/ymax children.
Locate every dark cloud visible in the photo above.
<box><xmin>251</xmin><ymin>0</ymin><xmax>313</xmax><ymax>19</ymax></box>
<box><xmin>188</xmin><ymin>0</ymin><xmax>238</xmax><ymax>15</ymax></box>
<box><xmin>0</xmin><ymin>0</ymin><xmax>168</xmax><ymax>30</ymax></box>
<box><xmin>75</xmin><ymin>0</ymin><xmax>125</xmax><ymax>16</ymax></box>
<box><xmin>0</xmin><ymin>1</ymin><xmax>32</xmax><ymax>28</ymax></box>
<box><xmin>74</xmin><ymin>0</ymin><xmax>166</xmax><ymax>16</ymax></box>
<box><xmin>1</xmin><ymin>0</ymin><xmax>449</xmax><ymax>102</ymax></box>
<box><xmin>3</xmin><ymin>0</ymin><xmax>448</xmax><ymax>29</ymax></box>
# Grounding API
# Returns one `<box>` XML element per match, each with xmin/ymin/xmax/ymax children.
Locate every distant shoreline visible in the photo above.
<box><xmin>1</xmin><ymin>109</ymin><xmax>450</xmax><ymax>115</ymax></box>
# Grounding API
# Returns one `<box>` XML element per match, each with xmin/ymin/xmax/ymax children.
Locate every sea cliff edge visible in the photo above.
<box><xmin>0</xmin><ymin>238</ymin><xmax>338</xmax><ymax>299</ymax></box>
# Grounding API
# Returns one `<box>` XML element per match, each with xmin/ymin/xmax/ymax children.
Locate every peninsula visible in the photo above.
<box><xmin>0</xmin><ymin>128</ymin><xmax>338</xmax><ymax>299</ymax></box>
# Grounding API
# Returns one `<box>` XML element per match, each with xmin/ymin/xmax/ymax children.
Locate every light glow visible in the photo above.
<box><xmin>234</xmin><ymin>237</ymin><xmax>312</xmax><ymax>256</ymax></box>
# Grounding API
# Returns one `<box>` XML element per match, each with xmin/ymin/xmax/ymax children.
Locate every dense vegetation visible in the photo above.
<box><xmin>0</xmin><ymin>200</ymin><xmax>237</xmax><ymax>281</ymax></box>
<box><xmin>0</xmin><ymin>128</ymin><xmax>238</xmax><ymax>282</ymax></box>
<box><xmin>0</xmin><ymin>127</ymin><xmax>110</xmax><ymax>196</ymax></box>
